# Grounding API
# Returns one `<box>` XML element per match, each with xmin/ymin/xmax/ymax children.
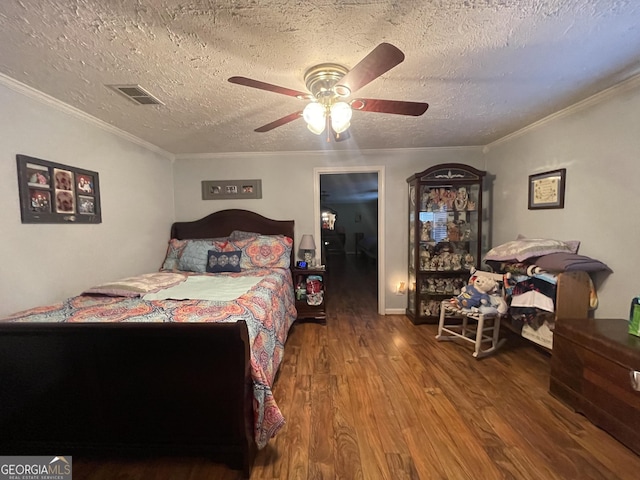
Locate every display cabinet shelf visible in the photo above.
<box><xmin>406</xmin><ymin>164</ymin><xmax>486</xmax><ymax>324</ymax></box>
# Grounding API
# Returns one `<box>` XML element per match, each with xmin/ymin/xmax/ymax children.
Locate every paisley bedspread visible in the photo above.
<box><xmin>2</xmin><ymin>268</ymin><xmax>297</xmax><ymax>449</ymax></box>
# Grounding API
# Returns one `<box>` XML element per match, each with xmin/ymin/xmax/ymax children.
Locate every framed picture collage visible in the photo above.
<box><xmin>16</xmin><ymin>154</ymin><xmax>101</xmax><ymax>224</ymax></box>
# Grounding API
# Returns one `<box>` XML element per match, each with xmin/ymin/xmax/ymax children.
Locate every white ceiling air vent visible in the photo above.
<box><xmin>107</xmin><ymin>84</ymin><xmax>164</xmax><ymax>105</ymax></box>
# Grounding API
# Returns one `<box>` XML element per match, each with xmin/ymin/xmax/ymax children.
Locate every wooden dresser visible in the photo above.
<box><xmin>550</xmin><ymin>318</ymin><xmax>640</xmax><ymax>455</ymax></box>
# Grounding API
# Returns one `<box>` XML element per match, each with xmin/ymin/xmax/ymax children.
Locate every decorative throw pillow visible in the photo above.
<box><xmin>217</xmin><ymin>235</ymin><xmax>292</xmax><ymax>269</ymax></box>
<box><xmin>161</xmin><ymin>238</ymin><xmax>229</xmax><ymax>272</ymax></box>
<box><xmin>160</xmin><ymin>238</ymin><xmax>188</xmax><ymax>271</ymax></box>
<box><xmin>177</xmin><ymin>239</ymin><xmax>218</xmax><ymax>273</ymax></box>
<box><xmin>206</xmin><ymin>250</ymin><xmax>242</xmax><ymax>273</ymax></box>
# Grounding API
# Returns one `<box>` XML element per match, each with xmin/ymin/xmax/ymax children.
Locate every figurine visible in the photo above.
<box><xmin>421</xmin><ymin>192</ymin><xmax>430</xmax><ymax>210</ymax></box>
<box><xmin>441</xmin><ymin>251</ymin><xmax>452</xmax><ymax>270</ymax></box>
<box><xmin>431</xmin><ymin>256</ymin><xmax>441</xmax><ymax>271</ymax></box>
<box><xmin>443</xmin><ymin>278</ymin><xmax>454</xmax><ymax>295</ymax></box>
<box><xmin>451</xmin><ymin>253</ymin><xmax>462</xmax><ymax>271</ymax></box>
<box><xmin>454</xmin><ymin>186</ymin><xmax>469</xmax><ymax>211</ymax></box>
<box><xmin>463</xmin><ymin>253</ymin><xmax>475</xmax><ymax>270</ymax></box>
<box><xmin>420</xmin><ymin>221</ymin><xmax>433</xmax><ymax>241</ymax></box>
<box><xmin>429</xmin><ymin>300</ymin><xmax>441</xmax><ymax>317</ymax></box>
<box><xmin>446</xmin><ymin>221</ymin><xmax>461</xmax><ymax>241</ymax></box>
<box><xmin>420</xmin><ymin>248</ymin><xmax>431</xmax><ymax>270</ymax></box>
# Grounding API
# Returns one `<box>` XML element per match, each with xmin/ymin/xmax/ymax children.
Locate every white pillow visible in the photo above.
<box><xmin>484</xmin><ymin>237</ymin><xmax>579</xmax><ymax>262</ymax></box>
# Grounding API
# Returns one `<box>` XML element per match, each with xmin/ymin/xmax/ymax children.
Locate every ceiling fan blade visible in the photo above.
<box><xmin>228</xmin><ymin>76</ymin><xmax>310</xmax><ymax>99</ymax></box>
<box><xmin>254</xmin><ymin>111</ymin><xmax>303</xmax><ymax>132</ymax></box>
<box><xmin>335</xmin><ymin>43</ymin><xmax>405</xmax><ymax>95</ymax></box>
<box><xmin>351</xmin><ymin>98</ymin><xmax>429</xmax><ymax>116</ymax></box>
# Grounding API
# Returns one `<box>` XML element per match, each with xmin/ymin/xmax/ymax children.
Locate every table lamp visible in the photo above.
<box><xmin>299</xmin><ymin>234</ymin><xmax>316</xmax><ymax>266</ymax></box>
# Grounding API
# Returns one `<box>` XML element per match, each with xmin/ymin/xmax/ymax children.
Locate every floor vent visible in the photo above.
<box><xmin>107</xmin><ymin>84</ymin><xmax>164</xmax><ymax>105</ymax></box>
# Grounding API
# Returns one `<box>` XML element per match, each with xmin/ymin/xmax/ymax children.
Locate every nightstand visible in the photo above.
<box><xmin>292</xmin><ymin>267</ymin><xmax>327</xmax><ymax>321</ymax></box>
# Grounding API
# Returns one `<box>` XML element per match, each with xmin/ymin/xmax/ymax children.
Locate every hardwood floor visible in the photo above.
<box><xmin>74</xmin><ymin>255</ymin><xmax>640</xmax><ymax>479</ymax></box>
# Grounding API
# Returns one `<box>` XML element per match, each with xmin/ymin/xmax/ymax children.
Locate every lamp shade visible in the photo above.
<box><xmin>299</xmin><ymin>234</ymin><xmax>316</xmax><ymax>250</ymax></box>
<box><xmin>303</xmin><ymin>103</ymin><xmax>326</xmax><ymax>135</ymax></box>
<box><xmin>330</xmin><ymin>101</ymin><xmax>352</xmax><ymax>133</ymax></box>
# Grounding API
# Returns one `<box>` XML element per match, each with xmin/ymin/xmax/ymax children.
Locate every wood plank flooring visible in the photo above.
<box><xmin>74</xmin><ymin>255</ymin><xmax>640</xmax><ymax>479</ymax></box>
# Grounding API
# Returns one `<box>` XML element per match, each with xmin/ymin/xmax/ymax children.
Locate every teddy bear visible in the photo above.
<box><xmin>466</xmin><ymin>268</ymin><xmax>511</xmax><ymax>316</ymax></box>
<box><xmin>475</xmin><ymin>294</ymin><xmax>508</xmax><ymax>316</ymax></box>
<box><xmin>450</xmin><ymin>274</ymin><xmax>497</xmax><ymax>310</ymax></box>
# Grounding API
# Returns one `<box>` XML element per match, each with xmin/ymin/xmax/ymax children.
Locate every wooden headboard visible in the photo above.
<box><xmin>170</xmin><ymin>209</ymin><xmax>296</xmax><ymax>268</ymax></box>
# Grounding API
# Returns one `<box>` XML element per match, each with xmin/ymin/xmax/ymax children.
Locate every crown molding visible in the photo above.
<box><xmin>174</xmin><ymin>144</ymin><xmax>483</xmax><ymax>160</ymax></box>
<box><xmin>484</xmin><ymin>72</ymin><xmax>640</xmax><ymax>152</ymax></box>
<box><xmin>0</xmin><ymin>73</ymin><xmax>174</xmax><ymax>160</ymax></box>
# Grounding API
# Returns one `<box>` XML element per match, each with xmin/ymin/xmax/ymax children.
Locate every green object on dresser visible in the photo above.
<box><xmin>630</xmin><ymin>296</ymin><xmax>640</xmax><ymax>337</ymax></box>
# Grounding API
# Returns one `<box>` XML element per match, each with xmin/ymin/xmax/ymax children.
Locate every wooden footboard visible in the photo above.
<box><xmin>0</xmin><ymin>321</ymin><xmax>255</xmax><ymax>477</ymax></box>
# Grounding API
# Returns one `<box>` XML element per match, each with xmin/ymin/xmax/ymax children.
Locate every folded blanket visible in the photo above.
<box><xmin>83</xmin><ymin>272</ymin><xmax>188</xmax><ymax>297</ymax></box>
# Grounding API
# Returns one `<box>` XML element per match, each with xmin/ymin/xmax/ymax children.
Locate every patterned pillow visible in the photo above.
<box><xmin>161</xmin><ymin>237</ymin><xmax>229</xmax><ymax>272</ymax></box>
<box><xmin>484</xmin><ymin>238</ymin><xmax>578</xmax><ymax>263</ymax></box>
<box><xmin>217</xmin><ymin>235</ymin><xmax>292</xmax><ymax>269</ymax></box>
<box><xmin>206</xmin><ymin>250</ymin><xmax>242</xmax><ymax>273</ymax></box>
<box><xmin>161</xmin><ymin>239</ymin><xmax>188</xmax><ymax>271</ymax></box>
<box><xmin>229</xmin><ymin>230</ymin><xmax>259</xmax><ymax>241</ymax></box>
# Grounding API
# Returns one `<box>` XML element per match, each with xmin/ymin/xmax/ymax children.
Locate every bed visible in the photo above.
<box><xmin>0</xmin><ymin>209</ymin><xmax>296</xmax><ymax>477</ymax></box>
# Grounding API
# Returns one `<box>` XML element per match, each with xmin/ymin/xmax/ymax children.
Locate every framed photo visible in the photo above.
<box><xmin>528</xmin><ymin>168</ymin><xmax>566</xmax><ymax>210</ymax></box>
<box><xmin>16</xmin><ymin>154</ymin><xmax>101</xmax><ymax>223</ymax></box>
<box><xmin>202</xmin><ymin>179</ymin><xmax>262</xmax><ymax>200</ymax></box>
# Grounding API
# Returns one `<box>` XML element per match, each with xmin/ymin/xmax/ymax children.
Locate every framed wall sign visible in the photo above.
<box><xmin>202</xmin><ymin>179</ymin><xmax>262</xmax><ymax>200</ymax></box>
<box><xmin>528</xmin><ymin>168</ymin><xmax>566</xmax><ymax>210</ymax></box>
<box><xmin>16</xmin><ymin>154</ymin><xmax>102</xmax><ymax>224</ymax></box>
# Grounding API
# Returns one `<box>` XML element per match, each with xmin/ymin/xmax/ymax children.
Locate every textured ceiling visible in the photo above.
<box><xmin>0</xmin><ymin>0</ymin><xmax>639</xmax><ymax>155</ymax></box>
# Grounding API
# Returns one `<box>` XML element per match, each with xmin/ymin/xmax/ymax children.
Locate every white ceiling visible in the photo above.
<box><xmin>0</xmin><ymin>1</ymin><xmax>639</xmax><ymax>156</ymax></box>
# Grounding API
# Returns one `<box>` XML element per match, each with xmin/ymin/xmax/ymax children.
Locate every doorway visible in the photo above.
<box><xmin>314</xmin><ymin>166</ymin><xmax>385</xmax><ymax>315</ymax></box>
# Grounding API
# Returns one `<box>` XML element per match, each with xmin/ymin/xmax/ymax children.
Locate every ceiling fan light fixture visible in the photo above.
<box><xmin>330</xmin><ymin>101</ymin><xmax>352</xmax><ymax>133</ymax></box>
<box><xmin>229</xmin><ymin>44</ymin><xmax>428</xmax><ymax>135</ymax></box>
<box><xmin>303</xmin><ymin>102</ymin><xmax>326</xmax><ymax>135</ymax></box>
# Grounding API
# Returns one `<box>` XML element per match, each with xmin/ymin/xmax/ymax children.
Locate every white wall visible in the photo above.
<box><xmin>0</xmin><ymin>81</ymin><xmax>175</xmax><ymax>317</ymax></box>
<box><xmin>7</xmin><ymin>70</ymin><xmax>633</xmax><ymax>320</ymax></box>
<box><xmin>173</xmin><ymin>148</ymin><xmax>484</xmax><ymax>312</ymax></box>
<box><xmin>484</xmin><ymin>76</ymin><xmax>640</xmax><ymax>319</ymax></box>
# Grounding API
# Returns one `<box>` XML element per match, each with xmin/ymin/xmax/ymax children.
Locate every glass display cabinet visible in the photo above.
<box><xmin>406</xmin><ymin>164</ymin><xmax>486</xmax><ymax>324</ymax></box>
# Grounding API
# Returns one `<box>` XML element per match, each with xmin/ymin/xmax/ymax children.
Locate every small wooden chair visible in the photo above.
<box><xmin>436</xmin><ymin>270</ymin><xmax>507</xmax><ymax>359</ymax></box>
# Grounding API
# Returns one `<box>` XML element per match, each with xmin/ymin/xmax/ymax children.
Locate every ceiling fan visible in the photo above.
<box><xmin>228</xmin><ymin>43</ymin><xmax>429</xmax><ymax>140</ymax></box>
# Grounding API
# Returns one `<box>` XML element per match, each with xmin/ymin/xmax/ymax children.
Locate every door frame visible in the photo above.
<box><xmin>314</xmin><ymin>166</ymin><xmax>385</xmax><ymax>315</ymax></box>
